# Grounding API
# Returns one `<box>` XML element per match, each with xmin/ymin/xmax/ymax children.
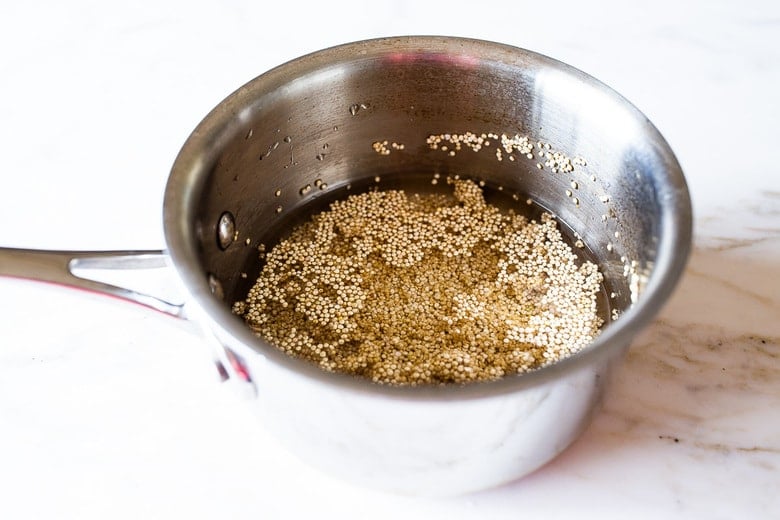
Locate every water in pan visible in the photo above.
<box><xmin>232</xmin><ymin>172</ymin><xmax>617</xmax><ymax>384</ymax></box>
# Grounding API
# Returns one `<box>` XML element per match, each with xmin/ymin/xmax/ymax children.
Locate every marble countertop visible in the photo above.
<box><xmin>1</xmin><ymin>1</ymin><xmax>778</xmax><ymax>518</ymax></box>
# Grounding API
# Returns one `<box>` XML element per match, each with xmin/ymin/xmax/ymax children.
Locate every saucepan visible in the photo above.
<box><xmin>0</xmin><ymin>36</ymin><xmax>692</xmax><ymax>495</ymax></box>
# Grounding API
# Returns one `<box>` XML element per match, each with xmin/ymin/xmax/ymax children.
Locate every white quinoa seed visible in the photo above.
<box><xmin>372</xmin><ymin>141</ymin><xmax>391</xmax><ymax>155</ymax></box>
<box><xmin>234</xmin><ymin>179</ymin><xmax>604</xmax><ymax>385</ymax></box>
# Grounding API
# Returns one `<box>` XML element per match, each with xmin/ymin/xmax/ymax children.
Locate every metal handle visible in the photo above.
<box><xmin>0</xmin><ymin>247</ymin><xmax>261</xmax><ymax>393</ymax></box>
<box><xmin>0</xmin><ymin>248</ymin><xmax>187</xmax><ymax>319</ymax></box>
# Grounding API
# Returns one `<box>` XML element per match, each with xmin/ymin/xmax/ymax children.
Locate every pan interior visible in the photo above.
<box><xmin>168</xmin><ymin>38</ymin><xmax>688</xmax><ymax>380</ymax></box>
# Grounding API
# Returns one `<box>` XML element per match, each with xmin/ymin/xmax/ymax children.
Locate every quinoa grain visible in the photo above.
<box><xmin>234</xmin><ymin>178</ymin><xmax>603</xmax><ymax>385</ymax></box>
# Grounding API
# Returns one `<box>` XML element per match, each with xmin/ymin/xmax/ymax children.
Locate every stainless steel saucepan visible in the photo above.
<box><xmin>0</xmin><ymin>36</ymin><xmax>692</xmax><ymax>495</ymax></box>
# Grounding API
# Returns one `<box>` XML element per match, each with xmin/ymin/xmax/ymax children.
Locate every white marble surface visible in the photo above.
<box><xmin>1</xmin><ymin>1</ymin><xmax>779</xmax><ymax>518</ymax></box>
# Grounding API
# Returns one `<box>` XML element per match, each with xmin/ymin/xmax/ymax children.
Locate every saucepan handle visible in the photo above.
<box><xmin>0</xmin><ymin>247</ymin><xmax>259</xmax><ymax>392</ymax></box>
<box><xmin>0</xmin><ymin>247</ymin><xmax>187</xmax><ymax>319</ymax></box>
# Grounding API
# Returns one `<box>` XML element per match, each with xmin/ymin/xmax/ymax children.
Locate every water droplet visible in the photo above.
<box><xmin>570</xmin><ymin>181</ymin><xmax>578</xmax><ymax>190</ymax></box>
<box><xmin>245</xmin><ymin>238</ymin><xmax>251</xmax><ymax>246</ymax></box>
<box><xmin>263</xmin><ymin>141</ymin><xmax>280</xmax><ymax>159</ymax></box>
<box><xmin>276</xmin><ymin>205</ymin><xmax>283</xmax><ymax>214</ymax></box>
<box><xmin>314</xmin><ymin>178</ymin><xmax>323</xmax><ymax>188</ymax></box>
<box><xmin>319</xmin><ymin>183</ymin><xmax>328</xmax><ymax>190</ymax></box>
<box><xmin>274</xmin><ymin>189</ymin><xmax>282</xmax><ymax>197</ymax></box>
<box><xmin>349</xmin><ymin>104</ymin><xmax>360</xmax><ymax>116</ymax></box>
<box><xmin>217</xmin><ymin>212</ymin><xmax>235</xmax><ymax>250</ymax></box>
<box><xmin>333</xmin><ymin>125</ymin><xmax>338</xmax><ymax>131</ymax></box>
<box><xmin>207</xmin><ymin>273</ymin><xmax>224</xmax><ymax>301</ymax></box>
<box><xmin>283</xmin><ymin>135</ymin><xmax>292</xmax><ymax>143</ymax></box>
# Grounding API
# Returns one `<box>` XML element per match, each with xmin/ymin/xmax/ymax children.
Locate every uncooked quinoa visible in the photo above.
<box><xmin>233</xmin><ymin>178</ymin><xmax>604</xmax><ymax>385</ymax></box>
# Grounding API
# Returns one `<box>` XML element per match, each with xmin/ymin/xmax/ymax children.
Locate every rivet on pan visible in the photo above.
<box><xmin>207</xmin><ymin>273</ymin><xmax>225</xmax><ymax>301</ymax></box>
<box><xmin>217</xmin><ymin>211</ymin><xmax>236</xmax><ymax>250</ymax></box>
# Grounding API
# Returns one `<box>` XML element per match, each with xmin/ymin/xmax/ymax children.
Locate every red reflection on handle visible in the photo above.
<box><xmin>224</xmin><ymin>348</ymin><xmax>252</xmax><ymax>383</ymax></box>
